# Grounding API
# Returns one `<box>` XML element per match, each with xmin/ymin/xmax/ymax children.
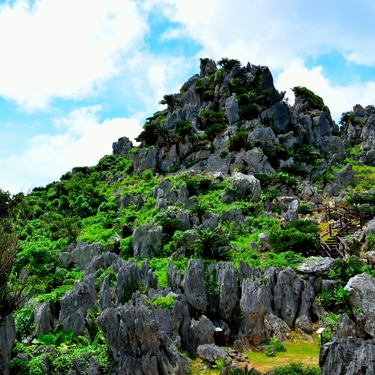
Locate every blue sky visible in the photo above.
<box><xmin>1</xmin><ymin>0</ymin><xmax>375</xmax><ymax>194</ymax></box>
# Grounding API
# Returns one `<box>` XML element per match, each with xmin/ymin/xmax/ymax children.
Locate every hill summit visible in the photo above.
<box><xmin>2</xmin><ymin>58</ymin><xmax>375</xmax><ymax>375</ymax></box>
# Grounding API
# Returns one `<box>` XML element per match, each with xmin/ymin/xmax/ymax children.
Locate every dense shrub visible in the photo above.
<box><xmin>228</xmin><ymin>130</ymin><xmax>248</xmax><ymax>151</ymax></box>
<box><xmin>273</xmin><ymin>362</ymin><xmax>321</xmax><ymax>375</ymax></box>
<box><xmin>292</xmin><ymin>86</ymin><xmax>326</xmax><ymax>111</ymax></box>
<box><xmin>269</xmin><ymin>227</ymin><xmax>320</xmax><ymax>256</ymax></box>
<box><xmin>189</xmin><ymin>227</ymin><xmax>231</xmax><ymax>260</ymax></box>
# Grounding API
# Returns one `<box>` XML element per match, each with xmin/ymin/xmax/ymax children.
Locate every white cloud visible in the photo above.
<box><xmin>152</xmin><ymin>0</ymin><xmax>375</xmax><ymax>69</ymax></box>
<box><xmin>0</xmin><ymin>106</ymin><xmax>142</xmax><ymax>193</ymax></box>
<box><xmin>122</xmin><ymin>52</ymin><xmax>197</xmax><ymax>116</ymax></box>
<box><xmin>0</xmin><ymin>0</ymin><xmax>148</xmax><ymax>110</ymax></box>
<box><xmin>275</xmin><ymin>59</ymin><xmax>375</xmax><ymax>122</ymax></box>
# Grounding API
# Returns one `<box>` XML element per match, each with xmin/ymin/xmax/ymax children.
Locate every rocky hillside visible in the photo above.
<box><xmin>2</xmin><ymin>58</ymin><xmax>375</xmax><ymax>375</ymax></box>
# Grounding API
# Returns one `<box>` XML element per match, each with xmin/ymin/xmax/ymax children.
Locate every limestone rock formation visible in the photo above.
<box><xmin>320</xmin><ymin>338</ymin><xmax>375</xmax><ymax>375</ymax></box>
<box><xmin>0</xmin><ymin>315</ymin><xmax>16</xmax><ymax>375</ymax></box>
<box><xmin>181</xmin><ymin>259</ymin><xmax>207</xmax><ymax>312</ymax></box>
<box><xmin>97</xmin><ymin>293</ymin><xmax>190</xmax><ymax>375</ymax></box>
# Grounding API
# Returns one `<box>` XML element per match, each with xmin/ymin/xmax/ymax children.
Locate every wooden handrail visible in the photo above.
<box><xmin>337</xmin><ymin>236</ymin><xmax>351</xmax><ymax>257</ymax></box>
<box><xmin>337</xmin><ymin>222</ymin><xmax>358</xmax><ymax>237</ymax></box>
<box><xmin>319</xmin><ymin>225</ymin><xmax>332</xmax><ymax>238</ymax></box>
<box><xmin>316</xmin><ymin>201</ymin><xmax>372</xmax><ymax>259</ymax></box>
<box><xmin>321</xmin><ymin>241</ymin><xmax>332</xmax><ymax>258</ymax></box>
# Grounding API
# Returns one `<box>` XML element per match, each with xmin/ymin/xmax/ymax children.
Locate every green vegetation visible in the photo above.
<box><xmin>6</xmin><ymin>56</ymin><xmax>375</xmax><ymax>375</ymax></box>
<box><xmin>269</xmin><ymin>220</ymin><xmax>320</xmax><ymax>257</ymax></box>
<box><xmin>148</xmin><ymin>295</ymin><xmax>176</xmax><ymax>309</ymax></box>
<box><xmin>272</xmin><ymin>363</ymin><xmax>321</xmax><ymax>375</ymax></box>
<box><xmin>292</xmin><ymin>86</ymin><xmax>326</xmax><ymax>111</ymax></box>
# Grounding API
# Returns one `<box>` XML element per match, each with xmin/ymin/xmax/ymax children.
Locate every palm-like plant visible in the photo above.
<box><xmin>329</xmin><ymin>255</ymin><xmax>364</xmax><ymax>282</ymax></box>
<box><xmin>228</xmin><ymin>366</ymin><xmax>261</xmax><ymax>375</ymax></box>
<box><xmin>190</xmin><ymin>227</ymin><xmax>231</xmax><ymax>260</ymax></box>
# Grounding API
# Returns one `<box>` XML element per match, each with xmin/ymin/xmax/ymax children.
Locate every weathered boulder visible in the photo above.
<box><xmin>60</xmin><ymin>242</ymin><xmax>102</xmax><ymax>271</ymax></box>
<box><xmin>188</xmin><ymin>315</ymin><xmax>215</xmax><ymax>357</ymax></box>
<box><xmin>97</xmin><ymin>293</ymin><xmax>190</xmax><ymax>375</ymax></box>
<box><xmin>114</xmin><ymin>260</ymin><xmax>157</xmax><ymax>306</ymax></box>
<box><xmin>258</xmin><ymin>232</ymin><xmax>270</xmax><ymax>251</ymax></box>
<box><xmin>300</xmin><ymin>182</ymin><xmax>322</xmax><ymax>204</ymax></box>
<box><xmin>112</xmin><ymin>136</ymin><xmax>133</xmax><ymax>156</ymax></box>
<box><xmin>233</xmin><ymin>149</ymin><xmax>275</xmax><ymax>175</ymax></box>
<box><xmin>84</xmin><ymin>252</ymin><xmax>123</xmax><ymax>276</ymax></box>
<box><xmin>295</xmin><ymin>279</ymin><xmax>315</xmax><ymax>335</ymax></box>
<box><xmin>217</xmin><ymin>262</ymin><xmax>238</xmax><ymax>320</ymax></box>
<box><xmin>197</xmin><ymin>344</ymin><xmax>232</xmax><ymax>365</ymax></box>
<box><xmin>71</xmin><ymin>353</ymin><xmax>101</xmax><ymax>375</ymax></box>
<box><xmin>239</xmin><ymin>279</ymin><xmax>267</xmax><ymax>345</ymax></box>
<box><xmin>132</xmin><ymin>222</ymin><xmax>163</xmax><ymax>258</ymax></box>
<box><xmin>99</xmin><ymin>275</ymin><xmax>113</xmax><ymax>312</ymax></box>
<box><xmin>59</xmin><ymin>275</ymin><xmax>96</xmax><ymax>336</ymax></box>
<box><xmin>221</xmin><ymin>172</ymin><xmax>261</xmax><ymax>204</ymax></box>
<box><xmin>152</xmin><ymin>292</ymin><xmax>191</xmax><ymax>349</ymax></box>
<box><xmin>332</xmin><ymin>313</ymin><xmax>365</xmax><ymax>340</ymax></box>
<box><xmin>262</xmin><ymin>266</ymin><xmax>279</xmax><ymax>314</ymax></box>
<box><xmin>277</xmin><ymin>196</ymin><xmax>299</xmax><ymax>224</ymax></box>
<box><xmin>237</xmin><ymin>261</ymin><xmax>262</xmax><ymax>286</ymax></box>
<box><xmin>264</xmin><ymin>313</ymin><xmax>291</xmax><ymax>342</ymax></box>
<box><xmin>274</xmin><ymin>268</ymin><xmax>302</xmax><ymax>328</ymax></box>
<box><xmin>219</xmin><ymin>209</ymin><xmax>245</xmax><ymax>227</ymax></box>
<box><xmin>225</xmin><ymin>95</ymin><xmax>239</xmax><ymax>125</ymax></box>
<box><xmin>366</xmin><ymin>218</ymin><xmax>375</xmax><ymax>235</ymax></box>
<box><xmin>320</xmin><ymin>338</ymin><xmax>375</xmax><ymax>375</ymax></box>
<box><xmin>0</xmin><ymin>314</ymin><xmax>16</xmax><ymax>375</ymax></box>
<box><xmin>181</xmin><ymin>259</ymin><xmax>207</xmax><ymax>312</ymax></box>
<box><xmin>132</xmin><ymin>148</ymin><xmax>158</xmax><ymax>174</ymax></box>
<box><xmin>200</xmin><ymin>212</ymin><xmax>219</xmax><ymax>230</ymax></box>
<box><xmin>33</xmin><ymin>303</ymin><xmax>54</xmax><ymax>336</ymax></box>
<box><xmin>172</xmin><ymin>231</ymin><xmax>196</xmax><ymax>260</ymax></box>
<box><xmin>297</xmin><ymin>257</ymin><xmax>333</xmax><ymax>277</ymax></box>
<box><xmin>248</xmin><ymin>126</ymin><xmax>278</xmax><ymax>147</ymax></box>
<box><xmin>345</xmin><ymin>273</ymin><xmax>375</xmax><ymax>337</ymax></box>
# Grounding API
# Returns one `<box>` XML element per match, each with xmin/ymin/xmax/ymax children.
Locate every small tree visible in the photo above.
<box><xmin>0</xmin><ymin>189</ymin><xmax>28</xmax><ymax>326</ymax></box>
<box><xmin>189</xmin><ymin>227</ymin><xmax>231</xmax><ymax>260</ymax></box>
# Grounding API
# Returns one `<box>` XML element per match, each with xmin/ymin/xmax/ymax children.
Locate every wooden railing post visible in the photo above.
<box><xmin>329</xmin><ymin>224</ymin><xmax>332</xmax><ymax>237</ymax></box>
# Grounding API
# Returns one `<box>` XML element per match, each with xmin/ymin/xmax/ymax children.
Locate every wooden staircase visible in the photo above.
<box><xmin>324</xmin><ymin>236</ymin><xmax>341</xmax><ymax>259</ymax></box>
<box><xmin>317</xmin><ymin>203</ymin><xmax>371</xmax><ymax>259</ymax></box>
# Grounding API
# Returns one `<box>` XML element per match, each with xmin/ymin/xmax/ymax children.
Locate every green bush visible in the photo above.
<box><xmin>176</xmin><ymin>121</ymin><xmax>193</xmax><ymax>137</ymax></box>
<box><xmin>265</xmin><ymin>346</ymin><xmax>276</xmax><ymax>357</ymax></box>
<box><xmin>149</xmin><ymin>295</ymin><xmax>176</xmax><ymax>309</ymax></box>
<box><xmin>273</xmin><ymin>362</ymin><xmax>321</xmax><ymax>375</ymax></box>
<box><xmin>238</xmin><ymin>103</ymin><xmax>262</xmax><ymax>120</ymax></box>
<box><xmin>157</xmin><ymin>217</ymin><xmax>183</xmax><ymax>242</ymax></box>
<box><xmin>292</xmin><ymin>86</ymin><xmax>326</xmax><ymax>111</ymax></box>
<box><xmin>228</xmin><ymin>130</ymin><xmax>249</xmax><ymax>151</ymax></box>
<box><xmin>329</xmin><ymin>255</ymin><xmax>364</xmax><ymax>282</ymax></box>
<box><xmin>298</xmin><ymin>204</ymin><xmax>313</xmax><ymax>214</ymax></box>
<box><xmin>276</xmin><ymin>172</ymin><xmax>298</xmax><ymax>189</ymax></box>
<box><xmin>217</xmin><ymin>57</ymin><xmax>240</xmax><ymax>70</ymax></box>
<box><xmin>228</xmin><ymin>366</ymin><xmax>261</xmax><ymax>375</ymax></box>
<box><xmin>14</xmin><ymin>305</ymin><xmax>36</xmax><ymax>340</ymax></box>
<box><xmin>206</xmin><ymin>123</ymin><xmax>227</xmax><ymax>140</ymax></box>
<box><xmin>189</xmin><ymin>227</ymin><xmax>231</xmax><ymax>260</ymax></box>
<box><xmin>368</xmin><ymin>234</ymin><xmax>375</xmax><ymax>249</ymax></box>
<box><xmin>269</xmin><ymin>228</ymin><xmax>320</xmax><ymax>256</ymax></box>
<box><xmin>262</xmin><ymin>251</ymin><xmax>305</xmax><ymax>270</ymax></box>
<box><xmin>284</xmin><ymin>220</ymin><xmax>320</xmax><ymax>234</ymax></box>
<box><xmin>168</xmin><ymin>165</ymin><xmax>181</xmax><ymax>173</ymax></box>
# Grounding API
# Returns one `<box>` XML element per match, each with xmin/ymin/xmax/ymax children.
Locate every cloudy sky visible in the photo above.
<box><xmin>1</xmin><ymin>0</ymin><xmax>375</xmax><ymax>194</ymax></box>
